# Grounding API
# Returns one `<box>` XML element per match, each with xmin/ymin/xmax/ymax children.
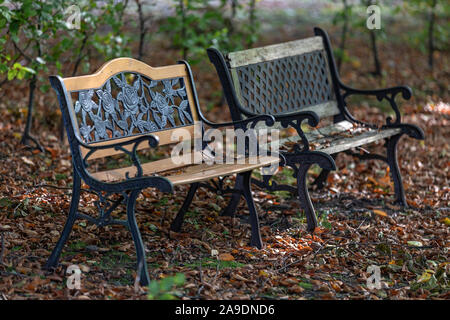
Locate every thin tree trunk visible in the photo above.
<box><xmin>180</xmin><ymin>0</ymin><xmax>188</xmax><ymax>60</ymax></box>
<box><xmin>337</xmin><ymin>0</ymin><xmax>349</xmax><ymax>71</ymax></box>
<box><xmin>248</xmin><ymin>0</ymin><xmax>256</xmax><ymax>46</ymax></box>
<box><xmin>21</xmin><ymin>74</ymin><xmax>43</xmax><ymax>151</ymax></box>
<box><xmin>136</xmin><ymin>0</ymin><xmax>148</xmax><ymax>61</ymax></box>
<box><xmin>229</xmin><ymin>0</ymin><xmax>237</xmax><ymax>36</ymax></box>
<box><xmin>21</xmin><ymin>37</ymin><xmax>43</xmax><ymax>151</ymax></box>
<box><xmin>428</xmin><ymin>0</ymin><xmax>437</xmax><ymax>70</ymax></box>
<box><xmin>369</xmin><ymin>29</ymin><xmax>382</xmax><ymax>76</ymax></box>
<box><xmin>366</xmin><ymin>0</ymin><xmax>381</xmax><ymax>76</ymax></box>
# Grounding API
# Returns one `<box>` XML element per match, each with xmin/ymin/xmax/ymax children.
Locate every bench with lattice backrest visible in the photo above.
<box><xmin>207</xmin><ymin>27</ymin><xmax>424</xmax><ymax>232</ymax></box>
<box><xmin>46</xmin><ymin>57</ymin><xmax>279</xmax><ymax>285</ymax></box>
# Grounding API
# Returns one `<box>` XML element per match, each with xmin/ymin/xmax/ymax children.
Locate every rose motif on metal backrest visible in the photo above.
<box><xmin>71</xmin><ymin>72</ymin><xmax>194</xmax><ymax>143</ymax></box>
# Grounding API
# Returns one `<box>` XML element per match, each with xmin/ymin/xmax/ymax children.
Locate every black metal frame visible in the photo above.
<box><xmin>46</xmin><ymin>60</ymin><xmax>276</xmax><ymax>285</ymax></box>
<box><xmin>207</xmin><ymin>27</ymin><xmax>424</xmax><ymax>232</ymax></box>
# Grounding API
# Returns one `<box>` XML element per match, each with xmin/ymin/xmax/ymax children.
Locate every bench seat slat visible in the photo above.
<box><xmin>274</xmin><ymin>121</ymin><xmax>401</xmax><ymax>154</ymax></box>
<box><xmin>90</xmin><ymin>156</ymin><xmax>280</xmax><ymax>186</ymax></box>
<box><xmin>318</xmin><ymin>127</ymin><xmax>401</xmax><ymax>155</ymax></box>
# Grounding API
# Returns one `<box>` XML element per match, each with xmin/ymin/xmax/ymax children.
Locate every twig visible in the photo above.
<box><xmin>0</xmin><ymin>232</ymin><xmax>4</xmax><ymax>265</ymax></box>
<box><xmin>32</xmin><ymin>184</ymin><xmax>97</xmax><ymax>196</ymax></box>
<box><xmin>197</xmin><ymin>261</ymin><xmax>204</xmax><ymax>297</ymax></box>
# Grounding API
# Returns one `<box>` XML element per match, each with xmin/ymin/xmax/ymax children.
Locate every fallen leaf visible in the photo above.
<box><xmin>407</xmin><ymin>241</ymin><xmax>423</xmax><ymax>247</ymax></box>
<box><xmin>21</xmin><ymin>156</ymin><xmax>35</xmax><ymax>166</ymax></box>
<box><xmin>218</xmin><ymin>253</ymin><xmax>234</xmax><ymax>261</ymax></box>
<box><xmin>373</xmin><ymin>209</ymin><xmax>388</xmax><ymax>217</ymax></box>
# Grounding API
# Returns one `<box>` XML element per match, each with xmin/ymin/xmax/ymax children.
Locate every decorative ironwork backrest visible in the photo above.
<box><xmin>61</xmin><ymin>58</ymin><xmax>199</xmax><ymax>160</ymax></box>
<box><xmin>227</xmin><ymin>36</ymin><xmax>340</xmax><ymax>119</ymax></box>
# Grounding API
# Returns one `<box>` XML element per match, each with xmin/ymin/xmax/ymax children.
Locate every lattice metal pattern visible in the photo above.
<box><xmin>70</xmin><ymin>72</ymin><xmax>194</xmax><ymax>143</ymax></box>
<box><xmin>235</xmin><ymin>50</ymin><xmax>334</xmax><ymax>116</ymax></box>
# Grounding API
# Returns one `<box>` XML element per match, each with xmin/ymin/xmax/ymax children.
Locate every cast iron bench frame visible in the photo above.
<box><xmin>207</xmin><ymin>27</ymin><xmax>424</xmax><ymax>232</ymax></box>
<box><xmin>46</xmin><ymin>57</ymin><xmax>279</xmax><ymax>285</ymax></box>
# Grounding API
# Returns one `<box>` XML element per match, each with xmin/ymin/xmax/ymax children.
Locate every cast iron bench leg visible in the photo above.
<box><xmin>241</xmin><ymin>171</ymin><xmax>263</xmax><ymax>249</ymax></box>
<box><xmin>296</xmin><ymin>163</ymin><xmax>318</xmax><ymax>232</ymax></box>
<box><xmin>126</xmin><ymin>189</ymin><xmax>150</xmax><ymax>286</ymax></box>
<box><xmin>44</xmin><ymin>169</ymin><xmax>81</xmax><ymax>270</ymax></box>
<box><xmin>170</xmin><ymin>182</ymin><xmax>199</xmax><ymax>232</ymax></box>
<box><xmin>220</xmin><ymin>174</ymin><xmax>244</xmax><ymax>217</ymax></box>
<box><xmin>386</xmin><ymin>134</ymin><xmax>407</xmax><ymax>207</ymax></box>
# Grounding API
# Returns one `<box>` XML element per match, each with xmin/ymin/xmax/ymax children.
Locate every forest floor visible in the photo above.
<box><xmin>0</xmin><ymin>26</ymin><xmax>448</xmax><ymax>300</ymax></box>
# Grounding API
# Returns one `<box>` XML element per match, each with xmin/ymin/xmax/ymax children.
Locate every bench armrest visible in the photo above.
<box><xmin>275</xmin><ymin>110</ymin><xmax>321</xmax><ymax>153</ymax></box>
<box><xmin>80</xmin><ymin>134</ymin><xmax>159</xmax><ymax>179</ymax></box>
<box><xmin>202</xmin><ymin>114</ymin><xmax>275</xmax><ymax>130</ymax></box>
<box><xmin>339</xmin><ymin>81</ymin><xmax>412</xmax><ymax>126</ymax></box>
<box><xmin>275</xmin><ymin>110</ymin><xmax>320</xmax><ymax>127</ymax></box>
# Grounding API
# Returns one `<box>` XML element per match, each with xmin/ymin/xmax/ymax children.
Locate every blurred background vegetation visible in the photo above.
<box><xmin>0</xmin><ymin>0</ymin><xmax>448</xmax><ymax>148</ymax></box>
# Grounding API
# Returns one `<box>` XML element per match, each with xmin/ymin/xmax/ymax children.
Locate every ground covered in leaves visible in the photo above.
<box><xmin>0</xmin><ymin>27</ymin><xmax>449</xmax><ymax>300</ymax></box>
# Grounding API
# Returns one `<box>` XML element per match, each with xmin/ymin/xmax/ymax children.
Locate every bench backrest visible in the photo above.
<box><xmin>52</xmin><ymin>58</ymin><xmax>200</xmax><ymax>161</ymax></box>
<box><xmin>226</xmin><ymin>35</ymin><xmax>341</xmax><ymax>120</ymax></box>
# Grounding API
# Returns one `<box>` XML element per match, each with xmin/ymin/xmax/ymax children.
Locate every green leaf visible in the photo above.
<box><xmin>298</xmin><ymin>282</ymin><xmax>313</xmax><ymax>290</ymax></box>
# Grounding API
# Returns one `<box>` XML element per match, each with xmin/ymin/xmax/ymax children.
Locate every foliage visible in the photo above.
<box><xmin>404</xmin><ymin>0</ymin><xmax>449</xmax><ymax>54</ymax></box>
<box><xmin>159</xmin><ymin>0</ymin><xmax>259</xmax><ymax>63</ymax></box>
<box><xmin>147</xmin><ymin>273</ymin><xmax>186</xmax><ymax>300</ymax></box>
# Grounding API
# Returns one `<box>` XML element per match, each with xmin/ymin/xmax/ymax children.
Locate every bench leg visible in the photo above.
<box><xmin>241</xmin><ymin>171</ymin><xmax>263</xmax><ymax>249</ymax></box>
<box><xmin>170</xmin><ymin>183</ymin><xmax>199</xmax><ymax>232</ymax></box>
<box><xmin>386</xmin><ymin>134</ymin><xmax>407</xmax><ymax>207</ymax></box>
<box><xmin>297</xmin><ymin>163</ymin><xmax>318</xmax><ymax>232</ymax></box>
<box><xmin>220</xmin><ymin>174</ymin><xmax>244</xmax><ymax>217</ymax></box>
<box><xmin>44</xmin><ymin>169</ymin><xmax>81</xmax><ymax>270</ymax></box>
<box><xmin>126</xmin><ymin>189</ymin><xmax>150</xmax><ymax>286</ymax></box>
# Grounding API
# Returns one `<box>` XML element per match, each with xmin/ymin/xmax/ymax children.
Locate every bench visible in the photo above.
<box><xmin>46</xmin><ymin>57</ymin><xmax>279</xmax><ymax>285</ymax></box>
<box><xmin>207</xmin><ymin>27</ymin><xmax>425</xmax><ymax>232</ymax></box>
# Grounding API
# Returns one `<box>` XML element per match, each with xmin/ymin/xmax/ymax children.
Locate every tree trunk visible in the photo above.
<box><xmin>428</xmin><ymin>0</ymin><xmax>437</xmax><ymax>70</ymax></box>
<box><xmin>21</xmin><ymin>74</ymin><xmax>43</xmax><ymax>151</ymax></box>
<box><xmin>369</xmin><ymin>29</ymin><xmax>382</xmax><ymax>76</ymax></box>
<box><xmin>248</xmin><ymin>0</ymin><xmax>256</xmax><ymax>46</ymax></box>
<box><xmin>136</xmin><ymin>0</ymin><xmax>148</xmax><ymax>61</ymax></box>
<box><xmin>366</xmin><ymin>0</ymin><xmax>381</xmax><ymax>76</ymax></box>
<box><xmin>337</xmin><ymin>0</ymin><xmax>349</xmax><ymax>71</ymax></box>
<box><xmin>180</xmin><ymin>0</ymin><xmax>188</xmax><ymax>60</ymax></box>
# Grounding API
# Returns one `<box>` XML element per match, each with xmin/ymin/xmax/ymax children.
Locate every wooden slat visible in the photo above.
<box><xmin>264</xmin><ymin>121</ymin><xmax>401</xmax><ymax>155</ymax></box>
<box><xmin>90</xmin><ymin>155</ymin><xmax>280</xmax><ymax>186</ymax></box>
<box><xmin>227</xmin><ymin>36</ymin><xmax>324</xmax><ymax>68</ymax></box>
<box><xmin>90</xmin><ymin>151</ymin><xmax>203</xmax><ymax>182</ymax></box>
<box><xmin>63</xmin><ymin>58</ymin><xmax>188</xmax><ymax>91</ymax></box>
<box><xmin>80</xmin><ymin>125</ymin><xmax>197</xmax><ymax>160</ymax></box>
<box><xmin>293</xmin><ymin>101</ymin><xmax>340</xmax><ymax>119</ymax></box>
<box><xmin>319</xmin><ymin>127</ymin><xmax>401</xmax><ymax>155</ymax></box>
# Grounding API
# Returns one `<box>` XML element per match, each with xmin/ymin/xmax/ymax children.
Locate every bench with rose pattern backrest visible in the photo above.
<box><xmin>207</xmin><ymin>27</ymin><xmax>424</xmax><ymax>232</ymax></box>
<box><xmin>46</xmin><ymin>57</ymin><xmax>279</xmax><ymax>285</ymax></box>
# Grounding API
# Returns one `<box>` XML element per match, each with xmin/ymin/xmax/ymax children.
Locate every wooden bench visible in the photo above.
<box><xmin>46</xmin><ymin>57</ymin><xmax>279</xmax><ymax>285</ymax></box>
<box><xmin>207</xmin><ymin>27</ymin><xmax>424</xmax><ymax>232</ymax></box>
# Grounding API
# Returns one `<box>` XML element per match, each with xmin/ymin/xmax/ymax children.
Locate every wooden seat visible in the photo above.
<box><xmin>91</xmin><ymin>155</ymin><xmax>279</xmax><ymax>185</ymax></box>
<box><xmin>280</xmin><ymin>121</ymin><xmax>402</xmax><ymax>155</ymax></box>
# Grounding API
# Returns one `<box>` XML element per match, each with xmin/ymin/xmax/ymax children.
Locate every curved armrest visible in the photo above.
<box><xmin>202</xmin><ymin>114</ymin><xmax>275</xmax><ymax>130</ymax></box>
<box><xmin>340</xmin><ymin>83</ymin><xmax>412</xmax><ymax>101</ymax></box>
<box><xmin>80</xmin><ymin>134</ymin><xmax>160</xmax><ymax>180</ymax></box>
<box><xmin>78</xmin><ymin>134</ymin><xmax>159</xmax><ymax>151</ymax></box>
<box><xmin>339</xmin><ymin>82</ymin><xmax>412</xmax><ymax>126</ymax></box>
<box><xmin>274</xmin><ymin>110</ymin><xmax>321</xmax><ymax>153</ymax></box>
<box><xmin>275</xmin><ymin>110</ymin><xmax>320</xmax><ymax>128</ymax></box>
